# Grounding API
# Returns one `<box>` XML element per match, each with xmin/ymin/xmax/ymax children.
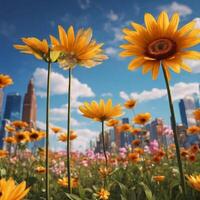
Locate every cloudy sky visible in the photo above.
<box><xmin>0</xmin><ymin>0</ymin><xmax>200</xmax><ymax>151</ymax></box>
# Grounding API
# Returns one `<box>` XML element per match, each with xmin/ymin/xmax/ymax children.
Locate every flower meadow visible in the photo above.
<box><xmin>0</xmin><ymin>11</ymin><xmax>200</xmax><ymax>200</ymax></box>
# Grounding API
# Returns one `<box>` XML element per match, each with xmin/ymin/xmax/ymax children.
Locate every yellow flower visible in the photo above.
<box><xmin>131</xmin><ymin>128</ymin><xmax>142</xmax><ymax>135</ymax></box>
<box><xmin>5</xmin><ymin>125</ymin><xmax>16</xmax><ymax>133</ymax></box>
<box><xmin>99</xmin><ymin>167</ymin><xmax>112</xmax><ymax>178</ymax></box>
<box><xmin>187</xmin><ymin>126</ymin><xmax>200</xmax><ymax>134</ymax></box>
<box><xmin>29</xmin><ymin>129</ymin><xmax>45</xmax><ymax>142</ymax></box>
<box><xmin>51</xmin><ymin>127</ymin><xmax>62</xmax><ymax>134</ymax></box>
<box><xmin>11</xmin><ymin>121</ymin><xmax>28</xmax><ymax>129</ymax></box>
<box><xmin>120</xmin><ymin>11</ymin><xmax>200</xmax><ymax>80</ymax></box>
<box><xmin>79</xmin><ymin>99</ymin><xmax>123</xmax><ymax>122</ymax></box>
<box><xmin>124</xmin><ymin>99</ymin><xmax>137</xmax><ymax>109</ymax></box>
<box><xmin>58</xmin><ymin>131</ymin><xmax>77</xmax><ymax>142</ymax></box>
<box><xmin>153</xmin><ymin>176</ymin><xmax>165</xmax><ymax>182</ymax></box>
<box><xmin>15</xmin><ymin>131</ymin><xmax>30</xmax><ymax>143</ymax></box>
<box><xmin>133</xmin><ymin>113</ymin><xmax>151</xmax><ymax>125</ymax></box>
<box><xmin>0</xmin><ymin>178</ymin><xmax>30</xmax><ymax>200</ymax></box>
<box><xmin>0</xmin><ymin>74</ymin><xmax>13</xmax><ymax>89</ymax></box>
<box><xmin>97</xmin><ymin>188</ymin><xmax>110</xmax><ymax>200</ymax></box>
<box><xmin>132</xmin><ymin>139</ymin><xmax>141</xmax><ymax>146</ymax></box>
<box><xmin>187</xmin><ymin>175</ymin><xmax>200</xmax><ymax>191</ymax></box>
<box><xmin>193</xmin><ymin>108</ymin><xmax>200</xmax><ymax>121</ymax></box>
<box><xmin>128</xmin><ymin>152</ymin><xmax>141</xmax><ymax>163</ymax></box>
<box><xmin>0</xmin><ymin>150</ymin><xmax>8</xmax><ymax>158</ymax></box>
<box><xmin>35</xmin><ymin>166</ymin><xmax>46</xmax><ymax>174</ymax></box>
<box><xmin>106</xmin><ymin>119</ymin><xmax>119</xmax><ymax>127</ymax></box>
<box><xmin>57</xmin><ymin>177</ymin><xmax>78</xmax><ymax>188</ymax></box>
<box><xmin>119</xmin><ymin>123</ymin><xmax>132</xmax><ymax>132</ymax></box>
<box><xmin>50</xmin><ymin>25</ymin><xmax>108</xmax><ymax>69</ymax></box>
<box><xmin>3</xmin><ymin>137</ymin><xmax>16</xmax><ymax>144</ymax></box>
<box><xmin>14</xmin><ymin>37</ymin><xmax>49</xmax><ymax>61</ymax></box>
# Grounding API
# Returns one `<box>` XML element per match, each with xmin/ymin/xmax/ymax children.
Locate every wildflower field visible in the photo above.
<box><xmin>0</xmin><ymin>6</ymin><xmax>200</xmax><ymax>200</ymax></box>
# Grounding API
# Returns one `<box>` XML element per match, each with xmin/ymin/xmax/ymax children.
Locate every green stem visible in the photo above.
<box><xmin>101</xmin><ymin>121</ymin><xmax>108</xmax><ymax>167</ymax></box>
<box><xmin>67</xmin><ymin>68</ymin><xmax>72</xmax><ymax>193</ymax></box>
<box><xmin>162</xmin><ymin>65</ymin><xmax>186</xmax><ymax>199</ymax></box>
<box><xmin>46</xmin><ymin>48</ymin><xmax>51</xmax><ymax>200</ymax></box>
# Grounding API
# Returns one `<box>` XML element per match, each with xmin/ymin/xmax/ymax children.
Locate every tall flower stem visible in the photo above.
<box><xmin>162</xmin><ymin>65</ymin><xmax>186</xmax><ymax>199</ymax></box>
<box><xmin>101</xmin><ymin>121</ymin><xmax>108</xmax><ymax>167</ymax></box>
<box><xmin>67</xmin><ymin>67</ymin><xmax>72</xmax><ymax>193</ymax></box>
<box><xmin>46</xmin><ymin>48</ymin><xmax>51</xmax><ymax>200</ymax></box>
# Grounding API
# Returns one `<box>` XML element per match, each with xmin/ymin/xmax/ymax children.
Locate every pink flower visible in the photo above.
<box><xmin>149</xmin><ymin>140</ymin><xmax>159</xmax><ymax>154</ymax></box>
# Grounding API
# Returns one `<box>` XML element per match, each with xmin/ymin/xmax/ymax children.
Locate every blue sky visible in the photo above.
<box><xmin>0</xmin><ymin>0</ymin><xmax>200</xmax><ymax>151</ymax></box>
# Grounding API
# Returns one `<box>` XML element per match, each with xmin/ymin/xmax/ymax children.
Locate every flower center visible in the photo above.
<box><xmin>146</xmin><ymin>38</ymin><xmax>176</xmax><ymax>60</ymax></box>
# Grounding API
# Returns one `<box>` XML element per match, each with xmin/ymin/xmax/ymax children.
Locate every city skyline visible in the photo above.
<box><xmin>1</xmin><ymin>0</ymin><xmax>200</xmax><ymax>151</ymax></box>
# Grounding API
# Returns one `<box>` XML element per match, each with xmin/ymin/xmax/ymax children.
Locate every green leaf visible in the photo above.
<box><xmin>139</xmin><ymin>182</ymin><xmax>154</xmax><ymax>200</ymax></box>
<box><xmin>65</xmin><ymin>193</ymin><xmax>82</xmax><ymax>200</ymax></box>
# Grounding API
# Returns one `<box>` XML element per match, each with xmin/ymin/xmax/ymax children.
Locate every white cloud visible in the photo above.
<box><xmin>184</xmin><ymin>59</ymin><xmax>200</xmax><ymax>74</ymax></box>
<box><xmin>73</xmin><ymin>128</ymin><xmax>99</xmax><ymax>152</ymax></box>
<box><xmin>78</xmin><ymin>0</ymin><xmax>90</xmax><ymax>10</ymax></box>
<box><xmin>101</xmin><ymin>92</ymin><xmax>113</xmax><ymax>97</ymax></box>
<box><xmin>120</xmin><ymin>82</ymin><xmax>199</xmax><ymax>102</ymax></box>
<box><xmin>105</xmin><ymin>47</ymin><xmax>118</xmax><ymax>57</ymax></box>
<box><xmin>194</xmin><ymin>18</ymin><xmax>200</xmax><ymax>28</ymax></box>
<box><xmin>33</xmin><ymin>68</ymin><xmax>95</xmax><ymax>100</ymax></box>
<box><xmin>107</xmin><ymin>10</ymin><xmax>119</xmax><ymax>21</ymax></box>
<box><xmin>157</xmin><ymin>2</ymin><xmax>192</xmax><ymax>17</ymax></box>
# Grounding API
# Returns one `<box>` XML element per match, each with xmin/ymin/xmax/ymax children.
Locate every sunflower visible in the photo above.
<box><xmin>35</xmin><ymin>166</ymin><xmax>46</xmax><ymax>174</ymax></box>
<box><xmin>50</xmin><ymin>25</ymin><xmax>108</xmax><ymax>69</ymax></box>
<box><xmin>3</xmin><ymin>137</ymin><xmax>16</xmax><ymax>144</ymax></box>
<box><xmin>187</xmin><ymin>126</ymin><xmax>200</xmax><ymax>134</ymax></box>
<box><xmin>29</xmin><ymin>129</ymin><xmax>45</xmax><ymax>142</ymax></box>
<box><xmin>193</xmin><ymin>108</ymin><xmax>200</xmax><ymax>121</ymax></box>
<box><xmin>120</xmin><ymin>11</ymin><xmax>200</xmax><ymax>80</ymax></box>
<box><xmin>79</xmin><ymin>99</ymin><xmax>123</xmax><ymax>122</ymax></box>
<box><xmin>15</xmin><ymin>132</ymin><xmax>30</xmax><ymax>143</ymax></box>
<box><xmin>0</xmin><ymin>178</ymin><xmax>30</xmax><ymax>200</ymax></box>
<box><xmin>98</xmin><ymin>167</ymin><xmax>112</xmax><ymax>179</ymax></box>
<box><xmin>124</xmin><ymin>99</ymin><xmax>137</xmax><ymax>109</ymax></box>
<box><xmin>187</xmin><ymin>175</ymin><xmax>200</xmax><ymax>192</ymax></box>
<box><xmin>128</xmin><ymin>152</ymin><xmax>141</xmax><ymax>163</ymax></box>
<box><xmin>106</xmin><ymin>119</ymin><xmax>119</xmax><ymax>127</ymax></box>
<box><xmin>0</xmin><ymin>74</ymin><xmax>13</xmax><ymax>89</ymax></box>
<box><xmin>51</xmin><ymin>127</ymin><xmax>62</xmax><ymax>134</ymax></box>
<box><xmin>11</xmin><ymin>121</ymin><xmax>28</xmax><ymax>129</ymax></box>
<box><xmin>14</xmin><ymin>37</ymin><xmax>50</xmax><ymax>61</ymax></box>
<box><xmin>132</xmin><ymin>139</ymin><xmax>141</xmax><ymax>146</ymax></box>
<box><xmin>97</xmin><ymin>188</ymin><xmax>110</xmax><ymax>200</ymax></box>
<box><xmin>119</xmin><ymin>123</ymin><xmax>132</xmax><ymax>132</ymax></box>
<box><xmin>0</xmin><ymin>150</ymin><xmax>8</xmax><ymax>158</ymax></box>
<box><xmin>189</xmin><ymin>144</ymin><xmax>199</xmax><ymax>154</ymax></box>
<box><xmin>5</xmin><ymin>125</ymin><xmax>15</xmax><ymax>133</ymax></box>
<box><xmin>153</xmin><ymin>176</ymin><xmax>165</xmax><ymax>182</ymax></box>
<box><xmin>57</xmin><ymin>177</ymin><xmax>78</xmax><ymax>188</ymax></box>
<box><xmin>58</xmin><ymin>131</ymin><xmax>77</xmax><ymax>142</ymax></box>
<box><xmin>133</xmin><ymin>113</ymin><xmax>151</xmax><ymax>125</ymax></box>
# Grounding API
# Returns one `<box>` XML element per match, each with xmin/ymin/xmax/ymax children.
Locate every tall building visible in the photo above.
<box><xmin>3</xmin><ymin>93</ymin><xmax>21</xmax><ymax>121</ymax></box>
<box><xmin>179</xmin><ymin>99</ymin><xmax>188</xmax><ymax>127</ymax></box>
<box><xmin>150</xmin><ymin>118</ymin><xmax>164</xmax><ymax>141</ymax></box>
<box><xmin>0</xmin><ymin>119</ymin><xmax>10</xmax><ymax>149</ymax></box>
<box><xmin>179</xmin><ymin>96</ymin><xmax>197</xmax><ymax>127</ymax></box>
<box><xmin>0</xmin><ymin>89</ymin><xmax>3</xmax><ymax>122</ymax></box>
<box><xmin>22</xmin><ymin>79</ymin><xmax>37</xmax><ymax>128</ymax></box>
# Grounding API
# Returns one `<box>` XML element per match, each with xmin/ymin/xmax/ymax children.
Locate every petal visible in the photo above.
<box><xmin>128</xmin><ymin>57</ymin><xmax>145</xmax><ymax>71</ymax></box>
<box><xmin>181</xmin><ymin>62</ymin><xmax>192</xmax><ymax>72</ymax></box>
<box><xmin>58</xmin><ymin>25</ymin><xmax>68</xmax><ymax>48</ymax></box>
<box><xmin>144</xmin><ymin>13</ymin><xmax>157</xmax><ymax>33</ymax></box>
<box><xmin>178</xmin><ymin>20</ymin><xmax>196</xmax><ymax>36</ymax></box>
<box><xmin>157</xmin><ymin>11</ymin><xmax>169</xmax><ymax>33</ymax></box>
<box><xmin>152</xmin><ymin>62</ymin><xmax>160</xmax><ymax>80</ymax></box>
<box><xmin>167</xmin><ymin>13</ymin><xmax>180</xmax><ymax>35</ymax></box>
<box><xmin>67</xmin><ymin>26</ymin><xmax>75</xmax><ymax>50</ymax></box>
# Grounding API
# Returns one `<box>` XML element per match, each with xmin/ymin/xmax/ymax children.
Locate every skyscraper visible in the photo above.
<box><xmin>150</xmin><ymin>118</ymin><xmax>164</xmax><ymax>140</ymax></box>
<box><xmin>3</xmin><ymin>93</ymin><xmax>21</xmax><ymax>121</ymax></box>
<box><xmin>179</xmin><ymin>99</ymin><xmax>188</xmax><ymax>127</ymax></box>
<box><xmin>22</xmin><ymin>79</ymin><xmax>37</xmax><ymax>128</ymax></box>
<box><xmin>179</xmin><ymin>96</ymin><xmax>197</xmax><ymax>127</ymax></box>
